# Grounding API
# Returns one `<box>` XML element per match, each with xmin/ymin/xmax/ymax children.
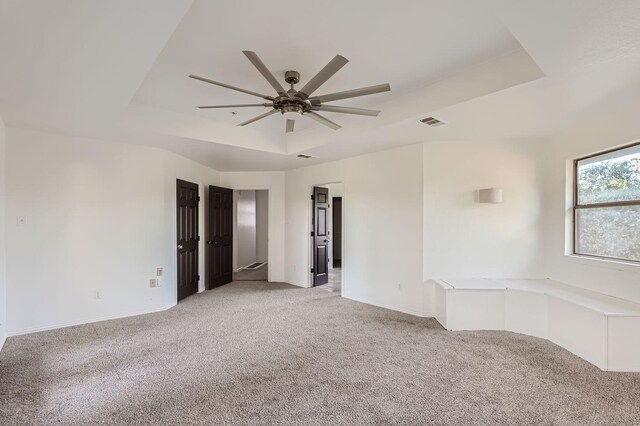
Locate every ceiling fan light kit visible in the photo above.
<box><xmin>190</xmin><ymin>51</ymin><xmax>391</xmax><ymax>133</ymax></box>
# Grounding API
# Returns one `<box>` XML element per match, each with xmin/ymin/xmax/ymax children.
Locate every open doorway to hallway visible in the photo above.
<box><xmin>233</xmin><ymin>189</ymin><xmax>269</xmax><ymax>282</ymax></box>
<box><xmin>310</xmin><ymin>183</ymin><xmax>343</xmax><ymax>293</ymax></box>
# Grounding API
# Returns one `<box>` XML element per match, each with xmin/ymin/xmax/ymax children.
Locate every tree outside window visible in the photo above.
<box><xmin>575</xmin><ymin>143</ymin><xmax>640</xmax><ymax>262</ymax></box>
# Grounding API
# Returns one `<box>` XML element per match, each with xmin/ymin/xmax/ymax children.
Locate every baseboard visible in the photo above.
<box><xmin>7</xmin><ymin>303</ymin><xmax>174</xmax><ymax>337</ymax></box>
<box><xmin>342</xmin><ymin>293</ymin><xmax>432</xmax><ymax>318</ymax></box>
<box><xmin>3</xmin><ymin>288</ymin><xmax>432</xmax><ymax>339</ymax></box>
<box><xmin>0</xmin><ymin>326</ymin><xmax>6</xmax><ymax>351</ymax></box>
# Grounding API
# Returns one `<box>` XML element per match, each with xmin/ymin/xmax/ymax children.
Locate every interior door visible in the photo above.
<box><xmin>332</xmin><ymin>197</ymin><xmax>342</xmax><ymax>268</ymax></box>
<box><xmin>176</xmin><ymin>179</ymin><xmax>200</xmax><ymax>301</ymax></box>
<box><xmin>207</xmin><ymin>185</ymin><xmax>233</xmax><ymax>288</ymax></box>
<box><xmin>313</xmin><ymin>186</ymin><xmax>329</xmax><ymax>286</ymax></box>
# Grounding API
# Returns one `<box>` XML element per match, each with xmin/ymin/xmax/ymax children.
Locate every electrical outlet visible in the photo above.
<box><xmin>156</xmin><ymin>267</ymin><xmax>163</xmax><ymax>277</ymax></box>
<box><xmin>149</xmin><ymin>279</ymin><xmax>157</xmax><ymax>288</ymax></box>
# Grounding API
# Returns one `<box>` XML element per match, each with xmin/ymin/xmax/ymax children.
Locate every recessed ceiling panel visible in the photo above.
<box><xmin>131</xmin><ymin>0</ymin><xmax>530</xmax><ymax>151</ymax></box>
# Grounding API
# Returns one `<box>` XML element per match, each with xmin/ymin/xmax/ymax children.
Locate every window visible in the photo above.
<box><xmin>574</xmin><ymin>142</ymin><xmax>640</xmax><ymax>263</ymax></box>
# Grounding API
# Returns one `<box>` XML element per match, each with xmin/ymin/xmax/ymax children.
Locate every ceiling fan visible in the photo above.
<box><xmin>189</xmin><ymin>51</ymin><xmax>391</xmax><ymax>133</ymax></box>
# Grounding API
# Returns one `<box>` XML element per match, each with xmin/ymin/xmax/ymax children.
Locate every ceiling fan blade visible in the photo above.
<box><xmin>189</xmin><ymin>74</ymin><xmax>274</xmax><ymax>101</ymax></box>
<box><xmin>238</xmin><ymin>109</ymin><xmax>279</xmax><ymax>126</ymax></box>
<box><xmin>305</xmin><ymin>111</ymin><xmax>341</xmax><ymax>130</ymax></box>
<box><xmin>242</xmin><ymin>51</ymin><xmax>288</xmax><ymax>96</ymax></box>
<box><xmin>311</xmin><ymin>105</ymin><xmax>380</xmax><ymax>116</ymax></box>
<box><xmin>197</xmin><ymin>103</ymin><xmax>273</xmax><ymax>109</ymax></box>
<box><xmin>308</xmin><ymin>83</ymin><xmax>391</xmax><ymax>105</ymax></box>
<box><xmin>296</xmin><ymin>55</ymin><xmax>349</xmax><ymax>100</ymax></box>
<box><xmin>286</xmin><ymin>119</ymin><xmax>295</xmax><ymax>133</ymax></box>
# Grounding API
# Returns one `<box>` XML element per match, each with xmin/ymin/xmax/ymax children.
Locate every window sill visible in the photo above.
<box><xmin>564</xmin><ymin>254</ymin><xmax>640</xmax><ymax>273</ymax></box>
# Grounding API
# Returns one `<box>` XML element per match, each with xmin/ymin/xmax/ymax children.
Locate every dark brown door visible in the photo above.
<box><xmin>313</xmin><ymin>186</ymin><xmax>329</xmax><ymax>286</ymax></box>
<box><xmin>177</xmin><ymin>179</ymin><xmax>200</xmax><ymax>301</ymax></box>
<box><xmin>332</xmin><ymin>197</ymin><xmax>342</xmax><ymax>268</ymax></box>
<box><xmin>207</xmin><ymin>185</ymin><xmax>233</xmax><ymax>288</ymax></box>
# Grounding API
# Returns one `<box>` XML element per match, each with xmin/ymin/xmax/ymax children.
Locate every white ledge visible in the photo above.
<box><xmin>564</xmin><ymin>254</ymin><xmax>640</xmax><ymax>273</ymax></box>
<box><xmin>429</xmin><ymin>278</ymin><xmax>640</xmax><ymax>372</ymax></box>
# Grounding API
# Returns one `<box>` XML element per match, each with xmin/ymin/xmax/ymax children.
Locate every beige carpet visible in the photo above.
<box><xmin>1</xmin><ymin>280</ymin><xmax>640</xmax><ymax>425</ymax></box>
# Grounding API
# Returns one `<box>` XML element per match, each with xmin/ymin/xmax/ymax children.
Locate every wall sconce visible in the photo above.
<box><xmin>478</xmin><ymin>188</ymin><xmax>503</xmax><ymax>204</ymax></box>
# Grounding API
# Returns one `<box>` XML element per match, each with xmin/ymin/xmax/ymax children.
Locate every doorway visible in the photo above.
<box><xmin>311</xmin><ymin>183</ymin><xmax>343</xmax><ymax>292</ymax></box>
<box><xmin>332</xmin><ymin>197</ymin><xmax>342</xmax><ymax>268</ymax></box>
<box><xmin>176</xmin><ymin>179</ymin><xmax>199</xmax><ymax>301</ymax></box>
<box><xmin>232</xmin><ymin>189</ymin><xmax>269</xmax><ymax>282</ymax></box>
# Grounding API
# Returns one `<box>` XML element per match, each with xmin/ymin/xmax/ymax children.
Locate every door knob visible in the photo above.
<box><xmin>177</xmin><ymin>245</ymin><xmax>184</xmax><ymax>249</ymax></box>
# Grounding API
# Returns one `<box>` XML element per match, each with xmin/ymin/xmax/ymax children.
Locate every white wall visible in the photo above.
<box><xmin>285</xmin><ymin>144</ymin><xmax>424</xmax><ymax>316</ymax></box>
<box><xmin>327</xmin><ymin>183</ymin><xmax>343</xmax><ymax>198</ymax></box>
<box><xmin>5</xmin><ymin>128</ymin><xmax>219</xmax><ymax>335</ymax></box>
<box><xmin>236</xmin><ymin>190</ymin><xmax>257</xmax><ymax>269</ymax></box>
<box><xmin>0</xmin><ymin>116</ymin><xmax>6</xmax><ymax>348</ymax></box>
<box><xmin>219</xmin><ymin>171</ymin><xmax>285</xmax><ymax>282</ymax></box>
<box><xmin>4</xmin><ymin>105</ymin><xmax>640</xmax><ymax>337</ymax></box>
<box><xmin>420</xmin><ymin>103</ymin><xmax>640</xmax><ymax>306</ymax></box>
<box><xmin>256</xmin><ymin>190</ymin><xmax>268</xmax><ymax>263</ymax></box>
<box><xmin>423</xmin><ymin>140</ymin><xmax>546</xmax><ymax>280</ymax></box>
<box><xmin>540</xmin><ymin>103</ymin><xmax>640</xmax><ymax>304</ymax></box>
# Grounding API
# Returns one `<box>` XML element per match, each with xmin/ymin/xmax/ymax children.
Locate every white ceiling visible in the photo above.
<box><xmin>1</xmin><ymin>0</ymin><xmax>640</xmax><ymax>171</ymax></box>
<box><xmin>0</xmin><ymin>0</ymin><xmax>193</xmax><ymax>134</ymax></box>
<box><xmin>131</xmin><ymin>0</ymin><xmax>522</xmax><ymax>142</ymax></box>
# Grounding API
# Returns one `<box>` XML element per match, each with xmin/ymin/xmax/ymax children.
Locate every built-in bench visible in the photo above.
<box><xmin>428</xmin><ymin>278</ymin><xmax>640</xmax><ymax>372</ymax></box>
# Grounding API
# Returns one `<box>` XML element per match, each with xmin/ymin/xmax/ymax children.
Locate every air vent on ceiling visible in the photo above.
<box><xmin>297</xmin><ymin>154</ymin><xmax>317</xmax><ymax>159</ymax></box>
<box><xmin>420</xmin><ymin>116</ymin><xmax>445</xmax><ymax>127</ymax></box>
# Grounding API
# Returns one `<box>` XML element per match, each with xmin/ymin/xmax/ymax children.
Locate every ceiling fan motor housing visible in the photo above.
<box><xmin>284</xmin><ymin>70</ymin><xmax>300</xmax><ymax>85</ymax></box>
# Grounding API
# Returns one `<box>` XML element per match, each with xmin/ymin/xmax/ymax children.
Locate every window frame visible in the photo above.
<box><xmin>573</xmin><ymin>141</ymin><xmax>640</xmax><ymax>263</ymax></box>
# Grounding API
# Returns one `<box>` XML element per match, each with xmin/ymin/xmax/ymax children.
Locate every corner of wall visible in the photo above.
<box><xmin>2</xmin><ymin>128</ymin><xmax>222</xmax><ymax>336</ymax></box>
<box><xmin>538</xmin><ymin>104</ymin><xmax>640</xmax><ymax>303</ymax></box>
<box><xmin>0</xmin><ymin>115</ymin><xmax>6</xmax><ymax>349</ymax></box>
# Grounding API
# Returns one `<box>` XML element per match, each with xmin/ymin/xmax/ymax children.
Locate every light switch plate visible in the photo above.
<box><xmin>149</xmin><ymin>279</ymin><xmax>157</xmax><ymax>288</ymax></box>
<box><xmin>156</xmin><ymin>267</ymin><xmax>163</xmax><ymax>277</ymax></box>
